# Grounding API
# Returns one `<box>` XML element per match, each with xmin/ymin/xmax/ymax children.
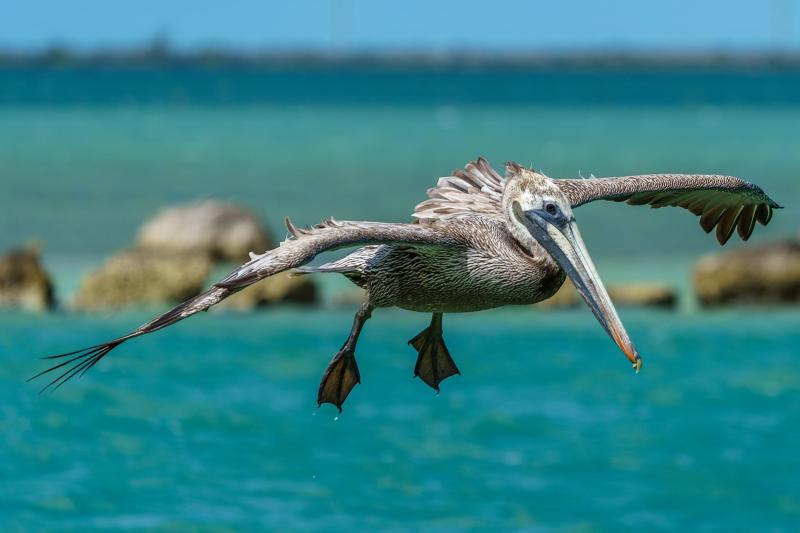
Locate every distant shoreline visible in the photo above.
<box><xmin>3</xmin><ymin>46</ymin><xmax>800</xmax><ymax>70</ymax></box>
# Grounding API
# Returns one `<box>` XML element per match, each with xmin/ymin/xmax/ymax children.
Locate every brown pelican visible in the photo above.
<box><xmin>32</xmin><ymin>158</ymin><xmax>780</xmax><ymax>410</ymax></box>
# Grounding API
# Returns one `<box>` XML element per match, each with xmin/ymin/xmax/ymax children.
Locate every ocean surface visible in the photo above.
<box><xmin>1</xmin><ymin>66</ymin><xmax>799</xmax><ymax>530</ymax></box>
<box><xmin>3</xmin><ymin>309</ymin><xmax>800</xmax><ymax>531</ymax></box>
<box><xmin>1</xmin><ymin>67</ymin><xmax>798</xmax><ymax>258</ymax></box>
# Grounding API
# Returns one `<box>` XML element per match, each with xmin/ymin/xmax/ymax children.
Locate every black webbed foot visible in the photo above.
<box><xmin>317</xmin><ymin>302</ymin><xmax>373</xmax><ymax>412</ymax></box>
<box><xmin>317</xmin><ymin>348</ymin><xmax>361</xmax><ymax>412</ymax></box>
<box><xmin>409</xmin><ymin>313</ymin><xmax>460</xmax><ymax>392</ymax></box>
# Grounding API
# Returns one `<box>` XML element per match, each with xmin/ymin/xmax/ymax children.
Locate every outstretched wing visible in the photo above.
<box><xmin>412</xmin><ymin>157</ymin><xmax>505</xmax><ymax>223</ymax></box>
<box><xmin>556</xmin><ymin>174</ymin><xmax>781</xmax><ymax>245</ymax></box>
<box><xmin>31</xmin><ymin>219</ymin><xmax>455</xmax><ymax>391</ymax></box>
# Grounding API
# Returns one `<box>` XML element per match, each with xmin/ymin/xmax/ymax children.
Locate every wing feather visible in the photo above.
<box><xmin>30</xmin><ymin>219</ymin><xmax>454</xmax><ymax>391</ymax></box>
<box><xmin>755</xmin><ymin>203</ymin><xmax>773</xmax><ymax>225</ymax></box>
<box><xmin>716</xmin><ymin>205</ymin><xmax>744</xmax><ymax>245</ymax></box>
<box><xmin>700</xmin><ymin>204</ymin><xmax>727</xmax><ymax>233</ymax></box>
<box><xmin>412</xmin><ymin>157</ymin><xmax>505</xmax><ymax>223</ymax></box>
<box><xmin>737</xmin><ymin>204</ymin><xmax>757</xmax><ymax>241</ymax></box>
<box><xmin>557</xmin><ymin>174</ymin><xmax>780</xmax><ymax>245</ymax></box>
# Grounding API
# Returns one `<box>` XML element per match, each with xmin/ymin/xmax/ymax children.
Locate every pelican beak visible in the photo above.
<box><xmin>521</xmin><ymin>206</ymin><xmax>643</xmax><ymax>373</ymax></box>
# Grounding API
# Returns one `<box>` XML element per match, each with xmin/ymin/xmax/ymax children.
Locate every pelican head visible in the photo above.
<box><xmin>502</xmin><ymin>162</ymin><xmax>642</xmax><ymax>372</ymax></box>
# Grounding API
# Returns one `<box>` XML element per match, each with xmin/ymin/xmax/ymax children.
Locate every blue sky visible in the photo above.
<box><xmin>2</xmin><ymin>0</ymin><xmax>799</xmax><ymax>52</ymax></box>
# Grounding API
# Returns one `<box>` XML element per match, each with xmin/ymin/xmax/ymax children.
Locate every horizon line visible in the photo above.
<box><xmin>4</xmin><ymin>45</ymin><xmax>800</xmax><ymax>69</ymax></box>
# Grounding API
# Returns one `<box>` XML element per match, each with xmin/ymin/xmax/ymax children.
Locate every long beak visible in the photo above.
<box><xmin>522</xmin><ymin>207</ymin><xmax>643</xmax><ymax>373</ymax></box>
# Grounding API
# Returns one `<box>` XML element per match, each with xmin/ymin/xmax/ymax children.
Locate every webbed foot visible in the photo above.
<box><xmin>317</xmin><ymin>349</ymin><xmax>360</xmax><ymax>412</ymax></box>
<box><xmin>317</xmin><ymin>302</ymin><xmax>373</xmax><ymax>412</ymax></box>
<box><xmin>409</xmin><ymin>313</ymin><xmax>460</xmax><ymax>392</ymax></box>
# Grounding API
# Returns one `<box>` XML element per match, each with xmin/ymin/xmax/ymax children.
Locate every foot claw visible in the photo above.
<box><xmin>317</xmin><ymin>349</ymin><xmax>360</xmax><ymax>411</ymax></box>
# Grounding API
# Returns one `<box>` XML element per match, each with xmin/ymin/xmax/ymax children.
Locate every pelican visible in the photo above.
<box><xmin>33</xmin><ymin>158</ymin><xmax>780</xmax><ymax>410</ymax></box>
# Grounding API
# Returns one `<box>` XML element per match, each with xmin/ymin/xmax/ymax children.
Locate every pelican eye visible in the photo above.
<box><xmin>545</xmin><ymin>202</ymin><xmax>558</xmax><ymax>215</ymax></box>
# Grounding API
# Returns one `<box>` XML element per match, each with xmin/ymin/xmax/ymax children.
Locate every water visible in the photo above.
<box><xmin>3</xmin><ymin>66</ymin><xmax>800</xmax><ymax>107</ymax></box>
<box><xmin>3</xmin><ymin>308</ymin><xmax>800</xmax><ymax>530</ymax></box>
<box><xmin>2</xmin><ymin>66</ymin><xmax>800</xmax><ymax>530</ymax></box>
<box><xmin>0</xmin><ymin>68</ymin><xmax>798</xmax><ymax>260</ymax></box>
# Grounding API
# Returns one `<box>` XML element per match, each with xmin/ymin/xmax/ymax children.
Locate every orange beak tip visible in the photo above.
<box><xmin>632</xmin><ymin>357</ymin><xmax>643</xmax><ymax>374</ymax></box>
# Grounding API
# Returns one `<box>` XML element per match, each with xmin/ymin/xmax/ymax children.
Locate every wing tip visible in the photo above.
<box><xmin>29</xmin><ymin>338</ymin><xmax>127</xmax><ymax>393</ymax></box>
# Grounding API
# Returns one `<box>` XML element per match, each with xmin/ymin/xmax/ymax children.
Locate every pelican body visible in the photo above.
<box><xmin>304</xmin><ymin>215</ymin><xmax>565</xmax><ymax>313</ymax></box>
<box><xmin>34</xmin><ymin>158</ymin><xmax>781</xmax><ymax>411</ymax></box>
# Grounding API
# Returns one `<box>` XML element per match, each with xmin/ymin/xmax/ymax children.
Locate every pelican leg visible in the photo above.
<box><xmin>318</xmin><ymin>302</ymin><xmax>373</xmax><ymax>412</ymax></box>
<box><xmin>409</xmin><ymin>313</ymin><xmax>460</xmax><ymax>392</ymax></box>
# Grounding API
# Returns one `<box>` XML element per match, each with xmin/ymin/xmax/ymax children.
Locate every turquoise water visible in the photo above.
<box><xmin>2</xmin><ymin>105</ymin><xmax>797</xmax><ymax>261</ymax></box>
<box><xmin>3</xmin><ymin>308</ymin><xmax>800</xmax><ymax>530</ymax></box>
<box><xmin>1</xmin><ymin>68</ymin><xmax>798</xmax><ymax>259</ymax></box>
<box><xmin>2</xmin><ymin>67</ymin><xmax>800</xmax><ymax>530</ymax></box>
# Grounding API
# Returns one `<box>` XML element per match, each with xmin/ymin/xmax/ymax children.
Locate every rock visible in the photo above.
<box><xmin>0</xmin><ymin>246</ymin><xmax>55</xmax><ymax>311</ymax></box>
<box><xmin>136</xmin><ymin>201</ymin><xmax>272</xmax><ymax>262</ymax></box>
<box><xmin>539</xmin><ymin>279</ymin><xmax>677</xmax><ymax>309</ymax></box>
<box><xmin>694</xmin><ymin>240</ymin><xmax>800</xmax><ymax>306</ymax></box>
<box><xmin>608</xmin><ymin>283</ymin><xmax>677</xmax><ymax>309</ymax></box>
<box><xmin>217</xmin><ymin>271</ymin><xmax>317</xmax><ymax>311</ymax></box>
<box><xmin>75</xmin><ymin>200</ymin><xmax>319</xmax><ymax>311</ymax></box>
<box><xmin>72</xmin><ymin>249</ymin><xmax>213</xmax><ymax>311</ymax></box>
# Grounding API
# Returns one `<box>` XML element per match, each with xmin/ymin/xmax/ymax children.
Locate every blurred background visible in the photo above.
<box><xmin>1</xmin><ymin>1</ymin><xmax>799</xmax><ymax>530</ymax></box>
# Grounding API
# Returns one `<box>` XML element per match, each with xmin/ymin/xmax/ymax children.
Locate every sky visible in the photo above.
<box><xmin>1</xmin><ymin>0</ymin><xmax>799</xmax><ymax>53</ymax></box>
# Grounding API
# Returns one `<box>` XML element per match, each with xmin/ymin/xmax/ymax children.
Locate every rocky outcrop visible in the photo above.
<box><xmin>136</xmin><ymin>201</ymin><xmax>273</xmax><ymax>262</ymax></box>
<box><xmin>608</xmin><ymin>283</ymin><xmax>677</xmax><ymax>309</ymax></box>
<box><xmin>694</xmin><ymin>240</ymin><xmax>800</xmax><ymax>306</ymax></box>
<box><xmin>72</xmin><ymin>249</ymin><xmax>213</xmax><ymax>311</ymax></box>
<box><xmin>0</xmin><ymin>246</ymin><xmax>55</xmax><ymax>311</ymax></box>
<box><xmin>217</xmin><ymin>272</ymin><xmax>317</xmax><ymax>311</ymax></box>
<box><xmin>73</xmin><ymin>200</ymin><xmax>320</xmax><ymax>311</ymax></box>
<box><xmin>539</xmin><ymin>279</ymin><xmax>677</xmax><ymax>309</ymax></box>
